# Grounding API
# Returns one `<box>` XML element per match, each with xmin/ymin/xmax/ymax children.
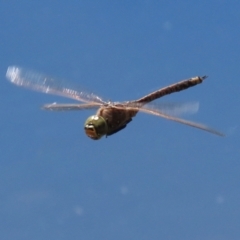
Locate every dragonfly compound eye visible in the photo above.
<box><xmin>84</xmin><ymin>115</ymin><xmax>108</xmax><ymax>140</ymax></box>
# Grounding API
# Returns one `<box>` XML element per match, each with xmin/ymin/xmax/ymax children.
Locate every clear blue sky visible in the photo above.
<box><xmin>1</xmin><ymin>1</ymin><xmax>240</xmax><ymax>240</ymax></box>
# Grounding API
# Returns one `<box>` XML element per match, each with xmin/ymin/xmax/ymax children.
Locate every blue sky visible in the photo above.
<box><xmin>1</xmin><ymin>1</ymin><xmax>240</xmax><ymax>240</ymax></box>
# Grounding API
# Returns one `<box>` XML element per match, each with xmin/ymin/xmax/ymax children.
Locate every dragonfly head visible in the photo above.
<box><xmin>84</xmin><ymin>115</ymin><xmax>108</xmax><ymax>140</ymax></box>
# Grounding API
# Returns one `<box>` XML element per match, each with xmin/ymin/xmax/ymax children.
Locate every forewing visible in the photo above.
<box><xmin>42</xmin><ymin>103</ymin><xmax>100</xmax><ymax>111</ymax></box>
<box><xmin>6</xmin><ymin>66</ymin><xmax>104</xmax><ymax>104</ymax></box>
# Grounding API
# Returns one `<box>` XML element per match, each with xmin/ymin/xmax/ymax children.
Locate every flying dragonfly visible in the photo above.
<box><xmin>6</xmin><ymin>66</ymin><xmax>224</xmax><ymax>140</ymax></box>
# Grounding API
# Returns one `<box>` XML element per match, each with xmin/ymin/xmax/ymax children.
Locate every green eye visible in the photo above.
<box><xmin>84</xmin><ymin>115</ymin><xmax>108</xmax><ymax>140</ymax></box>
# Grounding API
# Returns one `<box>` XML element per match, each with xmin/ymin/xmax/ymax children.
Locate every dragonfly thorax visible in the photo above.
<box><xmin>84</xmin><ymin>115</ymin><xmax>108</xmax><ymax>140</ymax></box>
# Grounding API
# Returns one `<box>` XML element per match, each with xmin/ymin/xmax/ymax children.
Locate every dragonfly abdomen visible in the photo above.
<box><xmin>136</xmin><ymin>76</ymin><xmax>207</xmax><ymax>104</ymax></box>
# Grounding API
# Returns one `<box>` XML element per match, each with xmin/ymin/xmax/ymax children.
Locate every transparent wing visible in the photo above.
<box><xmin>42</xmin><ymin>103</ymin><xmax>100</xmax><ymax>111</ymax></box>
<box><xmin>113</xmin><ymin>102</ymin><xmax>224</xmax><ymax>136</ymax></box>
<box><xmin>142</xmin><ymin>102</ymin><xmax>200</xmax><ymax>116</ymax></box>
<box><xmin>139</xmin><ymin>105</ymin><xmax>224</xmax><ymax>137</ymax></box>
<box><xmin>6</xmin><ymin>66</ymin><xmax>104</xmax><ymax>105</ymax></box>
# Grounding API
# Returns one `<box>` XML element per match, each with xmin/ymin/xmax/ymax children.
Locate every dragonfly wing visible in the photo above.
<box><xmin>6</xmin><ymin>66</ymin><xmax>105</xmax><ymax>104</ymax></box>
<box><xmin>130</xmin><ymin>102</ymin><xmax>200</xmax><ymax>116</ymax></box>
<box><xmin>42</xmin><ymin>103</ymin><xmax>100</xmax><ymax>111</ymax></box>
<box><xmin>139</xmin><ymin>106</ymin><xmax>224</xmax><ymax>137</ymax></box>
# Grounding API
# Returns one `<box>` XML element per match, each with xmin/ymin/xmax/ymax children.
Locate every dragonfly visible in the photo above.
<box><xmin>6</xmin><ymin>66</ymin><xmax>224</xmax><ymax>140</ymax></box>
